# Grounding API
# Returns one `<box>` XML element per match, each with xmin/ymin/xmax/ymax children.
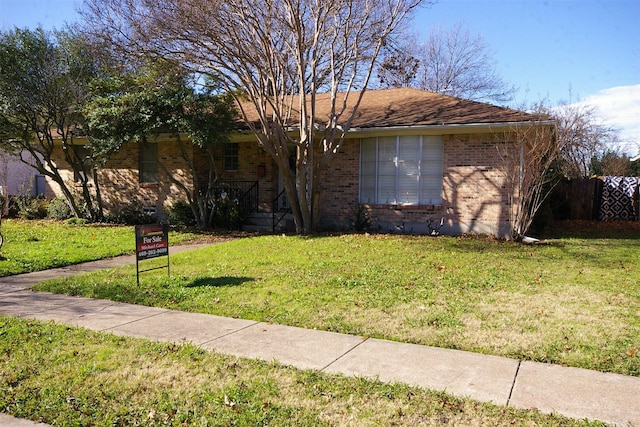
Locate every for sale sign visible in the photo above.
<box><xmin>135</xmin><ymin>224</ymin><xmax>170</xmax><ymax>285</ymax></box>
<box><xmin>135</xmin><ymin>224</ymin><xmax>169</xmax><ymax>261</ymax></box>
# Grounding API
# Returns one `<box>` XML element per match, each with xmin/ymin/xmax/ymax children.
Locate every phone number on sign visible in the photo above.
<box><xmin>137</xmin><ymin>247</ymin><xmax>168</xmax><ymax>258</ymax></box>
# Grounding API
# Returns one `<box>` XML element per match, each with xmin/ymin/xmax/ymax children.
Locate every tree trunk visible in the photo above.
<box><xmin>280</xmin><ymin>162</ymin><xmax>304</xmax><ymax>234</ymax></box>
<box><xmin>49</xmin><ymin>171</ymin><xmax>84</xmax><ymax>219</ymax></box>
<box><xmin>92</xmin><ymin>168</ymin><xmax>104</xmax><ymax>221</ymax></box>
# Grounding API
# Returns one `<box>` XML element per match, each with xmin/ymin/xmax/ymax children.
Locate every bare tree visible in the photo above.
<box><xmin>497</xmin><ymin>98</ymin><xmax>623</xmax><ymax>239</ymax></box>
<box><xmin>551</xmin><ymin>101</ymin><xmax>619</xmax><ymax>179</ymax></box>
<box><xmin>379</xmin><ymin>23</ymin><xmax>515</xmax><ymax>104</ymax></box>
<box><xmin>81</xmin><ymin>0</ymin><xmax>425</xmax><ymax>234</ymax></box>
<box><xmin>497</xmin><ymin>116</ymin><xmax>558</xmax><ymax>241</ymax></box>
<box><xmin>377</xmin><ymin>49</ymin><xmax>420</xmax><ymax>88</ymax></box>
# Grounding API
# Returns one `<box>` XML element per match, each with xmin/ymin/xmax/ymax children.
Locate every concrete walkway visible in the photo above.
<box><xmin>1</xmin><ymin>243</ymin><xmax>639</xmax><ymax>426</ymax></box>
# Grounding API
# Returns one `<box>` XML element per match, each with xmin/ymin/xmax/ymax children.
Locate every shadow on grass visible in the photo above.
<box><xmin>185</xmin><ymin>276</ymin><xmax>254</xmax><ymax>288</ymax></box>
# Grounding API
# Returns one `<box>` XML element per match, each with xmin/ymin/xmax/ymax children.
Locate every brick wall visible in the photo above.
<box><xmin>47</xmin><ymin>131</ymin><xmax>521</xmax><ymax>237</ymax></box>
<box><xmin>441</xmin><ymin>134</ymin><xmax>515</xmax><ymax>237</ymax></box>
<box><xmin>47</xmin><ymin>136</ymin><xmax>278</xmax><ymax>219</ymax></box>
<box><xmin>315</xmin><ymin>140</ymin><xmax>360</xmax><ymax>230</ymax></box>
<box><xmin>48</xmin><ymin>138</ymin><xmax>194</xmax><ymax>218</ymax></box>
<box><xmin>216</xmin><ymin>140</ymin><xmax>277</xmax><ymax>212</ymax></box>
<box><xmin>318</xmin><ymin>132</ymin><xmax>518</xmax><ymax>237</ymax></box>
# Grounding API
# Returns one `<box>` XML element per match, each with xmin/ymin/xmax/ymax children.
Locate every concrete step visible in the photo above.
<box><xmin>244</xmin><ymin>212</ymin><xmax>273</xmax><ymax>226</ymax></box>
<box><xmin>243</xmin><ymin>212</ymin><xmax>294</xmax><ymax>233</ymax></box>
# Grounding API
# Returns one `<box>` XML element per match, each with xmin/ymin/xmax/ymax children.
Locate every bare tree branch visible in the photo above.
<box><xmin>550</xmin><ymin>101</ymin><xmax>620</xmax><ymax>178</ymax></box>
<box><xmin>497</xmin><ymin>117</ymin><xmax>558</xmax><ymax>240</ymax></box>
<box><xmin>81</xmin><ymin>0</ymin><xmax>426</xmax><ymax>233</ymax></box>
<box><xmin>378</xmin><ymin>23</ymin><xmax>516</xmax><ymax>104</ymax></box>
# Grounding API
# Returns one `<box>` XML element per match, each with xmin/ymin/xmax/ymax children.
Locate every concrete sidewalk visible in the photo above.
<box><xmin>1</xmin><ymin>245</ymin><xmax>639</xmax><ymax>426</ymax></box>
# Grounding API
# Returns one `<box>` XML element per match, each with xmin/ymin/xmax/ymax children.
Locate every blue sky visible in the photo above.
<box><xmin>415</xmin><ymin>0</ymin><xmax>640</xmax><ymax>153</ymax></box>
<box><xmin>1</xmin><ymin>0</ymin><xmax>639</xmax><ymax>152</ymax></box>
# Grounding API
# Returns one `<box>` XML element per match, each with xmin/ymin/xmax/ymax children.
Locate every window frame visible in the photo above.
<box><xmin>139</xmin><ymin>142</ymin><xmax>158</xmax><ymax>184</ymax></box>
<box><xmin>359</xmin><ymin>135</ymin><xmax>444</xmax><ymax>206</ymax></box>
<box><xmin>223</xmin><ymin>142</ymin><xmax>239</xmax><ymax>172</ymax></box>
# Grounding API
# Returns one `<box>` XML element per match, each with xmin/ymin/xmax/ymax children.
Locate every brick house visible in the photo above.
<box><xmin>47</xmin><ymin>88</ymin><xmax>554</xmax><ymax>237</ymax></box>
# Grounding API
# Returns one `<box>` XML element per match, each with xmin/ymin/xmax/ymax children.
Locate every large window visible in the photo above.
<box><xmin>223</xmin><ymin>142</ymin><xmax>239</xmax><ymax>171</ymax></box>
<box><xmin>360</xmin><ymin>135</ymin><xmax>443</xmax><ymax>205</ymax></box>
<box><xmin>139</xmin><ymin>142</ymin><xmax>158</xmax><ymax>183</ymax></box>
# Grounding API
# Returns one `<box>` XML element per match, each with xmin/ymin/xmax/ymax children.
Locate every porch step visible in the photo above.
<box><xmin>243</xmin><ymin>212</ymin><xmax>295</xmax><ymax>233</ymax></box>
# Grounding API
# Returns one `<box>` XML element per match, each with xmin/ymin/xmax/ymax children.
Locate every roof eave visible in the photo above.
<box><xmin>347</xmin><ymin>120</ymin><xmax>556</xmax><ymax>137</ymax></box>
<box><xmin>228</xmin><ymin>120</ymin><xmax>557</xmax><ymax>142</ymax></box>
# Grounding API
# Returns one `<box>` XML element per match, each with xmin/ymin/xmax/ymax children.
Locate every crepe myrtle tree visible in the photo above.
<box><xmin>551</xmin><ymin>101</ymin><xmax>620</xmax><ymax>179</ymax></box>
<box><xmin>81</xmin><ymin>0</ymin><xmax>427</xmax><ymax>234</ymax></box>
<box><xmin>0</xmin><ymin>27</ymin><xmax>104</xmax><ymax>220</ymax></box>
<box><xmin>85</xmin><ymin>59</ymin><xmax>237</xmax><ymax>229</ymax></box>
<box><xmin>499</xmin><ymin>97</ymin><xmax>623</xmax><ymax>240</ymax></box>
<box><xmin>496</xmin><ymin>113</ymin><xmax>559</xmax><ymax>241</ymax></box>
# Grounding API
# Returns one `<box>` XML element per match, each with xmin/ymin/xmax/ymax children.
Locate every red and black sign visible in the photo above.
<box><xmin>135</xmin><ymin>224</ymin><xmax>169</xmax><ymax>261</ymax></box>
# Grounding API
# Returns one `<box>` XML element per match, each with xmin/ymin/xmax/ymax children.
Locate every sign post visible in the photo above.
<box><xmin>135</xmin><ymin>223</ymin><xmax>169</xmax><ymax>285</ymax></box>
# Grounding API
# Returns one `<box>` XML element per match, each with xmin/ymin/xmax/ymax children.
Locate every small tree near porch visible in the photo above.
<box><xmin>85</xmin><ymin>59</ymin><xmax>237</xmax><ymax>229</ymax></box>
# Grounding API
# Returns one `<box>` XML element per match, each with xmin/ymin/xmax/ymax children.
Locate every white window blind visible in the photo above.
<box><xmin>360</xmin><ymin>135</ymin><xmax>443</xmax><ymax>205</ymax></box>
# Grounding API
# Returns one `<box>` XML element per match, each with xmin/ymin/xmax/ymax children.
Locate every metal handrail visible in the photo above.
<box><xmin>272</xmin><ymin>188</ymin><xmax>292</xmax><ymax>233</ymax></box>
<box><xmin>236</xmin><ymin>181</ymin><xmax>259</xmax><ymax>218</ymax></box>
<box><xmin>209</xmin><ymin>181</ymin><xmax>259</xmax><ymax>228</ymax></box>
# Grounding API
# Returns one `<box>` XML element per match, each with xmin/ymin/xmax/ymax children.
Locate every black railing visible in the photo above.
<box><xmin>272</xmin><ymin>188</ymin><xmax>292</xmax><ymax>232</ymax></box>
<box><xmin>211</xmin><ymin>180</ymin><xmax>259</xmax><ymax>220</ymax></box>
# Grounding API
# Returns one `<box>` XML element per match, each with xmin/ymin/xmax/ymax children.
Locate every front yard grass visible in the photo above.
<box><xmin>0</xmin><ymin>316</ymin><xmax>600</xmax><ymax>426</ymax></box>
<box><xmin>0</xmin><ymin>219</ymin><xmax>206</xmax><ymax>276</ymax></box>
<box><xmin>33</xmin><ymin>226</ymin><xmax>640</xmax><ymax>377</ymax></box>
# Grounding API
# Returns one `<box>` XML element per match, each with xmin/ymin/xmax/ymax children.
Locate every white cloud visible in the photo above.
<box><xmin>579</xmin><ymin>84</ymin><xmax>640</xmax><ymax>155</ymax></box>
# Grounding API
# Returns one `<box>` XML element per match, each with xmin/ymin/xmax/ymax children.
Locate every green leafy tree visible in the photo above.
<box><xmin>589</xmin><ymin>151</ymin><xmax>634</xmax><ymax>177</ymax></box>
<box><xmin>85</xmin><ymin>59</ymin><xmax>237</xmax><ymax>229</ymax></box>
<box><xmin>0</xmin><ymin>28</ymin><xmax>103</xmax><ymax>220</ymax></box>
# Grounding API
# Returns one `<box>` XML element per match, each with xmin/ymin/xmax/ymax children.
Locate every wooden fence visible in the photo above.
<box><xmin>549</xmin><ymin>177</ymin><xmax>639</xmax><ymax>221</ymax></box>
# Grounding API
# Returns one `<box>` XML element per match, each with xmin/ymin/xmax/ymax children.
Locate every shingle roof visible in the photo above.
<box><xmin>239</xmin><ymin>87</ymin><xmax>538</xmax><ymax>130</ymax></box>
<box><xmin>343</xmin><ymin>88</ymin><xmax>535</xmax><ymax>128</ymax></box>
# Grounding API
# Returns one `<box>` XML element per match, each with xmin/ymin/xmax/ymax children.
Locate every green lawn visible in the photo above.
<box><xmin>33</xmin><ymin>225</ymin><xmax>640</xmax><ymax>377</ymax></box>
<box><xmin>0</xmin><ymin>316</ymin><xmax>600</xmax><ymax>426</ymax></box>
<box><xmin>0</xmin><ymin>219</ymin><xmax>205</xmax><ymax>276</ymax></box>
<box><xmin>2</xmin><ymin>219</ymin><xmax>632</xmax><ymax>425</ymax></box>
